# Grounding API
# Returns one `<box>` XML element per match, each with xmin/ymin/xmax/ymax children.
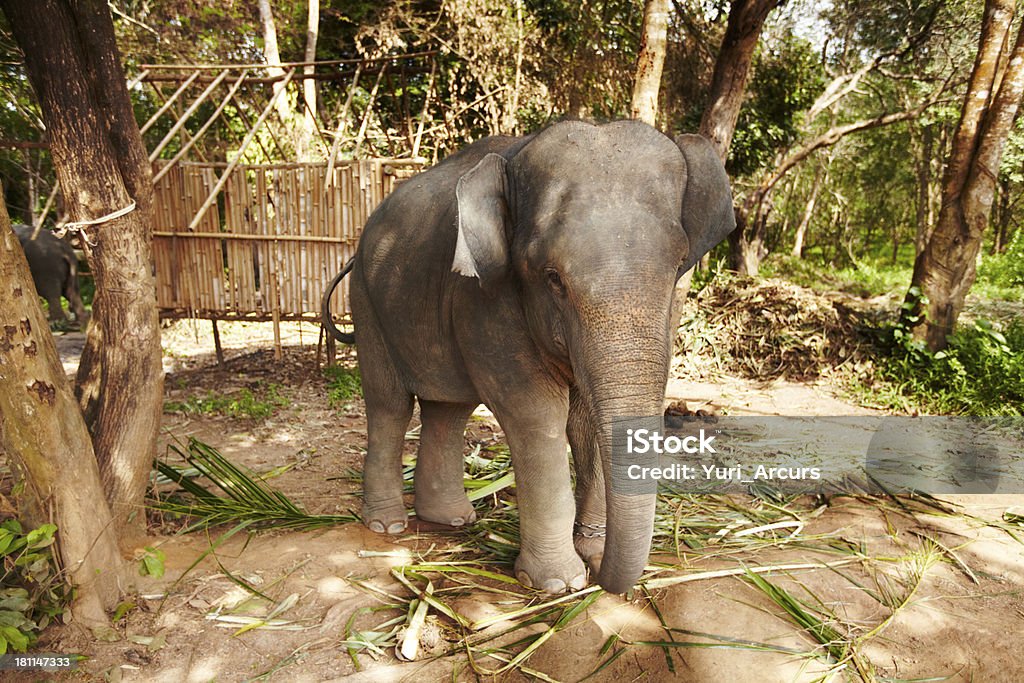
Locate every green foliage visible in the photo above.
<box><xmin>164</xmin><ymin>384</ymin><xmax>290</xmax><ymax>420</ymax></box>
<box><xmin>323</xmin><ymin>365</ymin><xmax>362</xmax><ymax>409</ymax></box>
<box><xmin>869</xmin><ymin>309</ymin><xmax>1024</xmax><ymax>415</ymax></box>
<box><xmin>138</xmin><ymin>546</ymin><xmax>166</xmax><ymax>579</ymax></box>
<box><xmin>0</xmin><ymin>520</ymin><xmax>70</xmax><ymax>654</ymax></box>
<box><xmin>153</xmin><ymin>438</ymin><xmax>356</xmax><ymax>532</ymax></box>
<box><xmin>762</xmin><ymin>254</ymin><xmax>913</xmax><ymax>299</ymax></box>
<box><xmin>978</xmin><ymin>232</ymin><xmax>1024</xmax><ymax>294</ymax></box>
<box><xmin>729</xmin><ymin>35</ymin><xmax>825</xmax><ymax>177</ymax></box>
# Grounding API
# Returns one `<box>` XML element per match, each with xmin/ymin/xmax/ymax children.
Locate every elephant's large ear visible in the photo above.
<box><xmin>453</xmin><ymin>153</ymin><xmax>510</xmax><ymax>285</ymax></box>
<box><xmin>675</xmin><ymin>134</ymin><xmax>736</xmax><ymax>272</ymax></box>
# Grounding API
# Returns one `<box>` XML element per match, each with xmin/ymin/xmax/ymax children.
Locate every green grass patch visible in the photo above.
<box><xmin>323</xmin><ymin>365</ymin><xmax>362</xmax><ymax>409</ymax></box>
<box><xmin>761</xmin><ymin>254</ymin><xmax>912</xmax><ymax>299</ymax></box>
<box><xmin>164</xmin><ymin>383</ymin><xmax>290</xmax><ymax>420</ymax></box>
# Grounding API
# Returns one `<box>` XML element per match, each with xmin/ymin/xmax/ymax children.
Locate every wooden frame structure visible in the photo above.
<box><xmin>130</xmin><ymin>55</ymin><xmax>437</xmax><ymax>357</ymax></box>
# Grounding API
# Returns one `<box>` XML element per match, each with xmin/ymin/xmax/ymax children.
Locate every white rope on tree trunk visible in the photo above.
<box><xmin>56</xmin><ymin>201</ymin><xmax>137</xmax><ymax>245</ymax></box>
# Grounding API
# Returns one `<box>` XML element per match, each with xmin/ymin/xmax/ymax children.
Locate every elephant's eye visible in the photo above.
<box><xmin>544</xmin><ymin>267</ymin><xmax>565</xmax><ymax>295</ymax></box>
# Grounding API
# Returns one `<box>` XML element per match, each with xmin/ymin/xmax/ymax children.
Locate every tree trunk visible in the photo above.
<box><xmin>993</xmin><ymin>175</ymin><xmax>1011</xmax><ymax>253</ymax></box>
<box><xmin>258</xmin><ymin>0</ymin><xmax>295</xmax><ymax>131</ymax></box>
<box><xmin>791</xmin><ymin>156</ymin><xmax>827</xmax><ymax>257</ymax></box>
<box><xmin>630</xmin><ymin>0</ymin><xmax>670</xmax><ymax>126</ymax></box>
<box><xmin>303</xmin><ymin>0</ymin><xmax>320</xmax><ymax>152</ymax></box>
<box><xmin>3</xmin><ymin>0</ymin><xmax>164</xmax><ymax>544</ymax></box>
<box><xmin>698</xmin><ymin>0</ymin><xmax>781</xmax><ymax>161</ymax></box>
<box><xmin>698</xmin><ymin>0</ymin><xmax>781</xmax><ymax>273</ymax></box>
<box><xmin>913</xmin><ymin>123</ymin><xmax>934</xmax><ymax>254</ymax></box>
<box><xmin>632</xmin><ymin>0</ymin><xmax>684</xmax><ymax>321</ymax></box>
<box><xmin>0</xmin><ymin>188</ymin><xmax>124</xmax><ymax>630</ymax></box>
<box><xmin>907</xmin><ymin>0</ymin><xmax>1024</xmax><ymax>350</ymax></box>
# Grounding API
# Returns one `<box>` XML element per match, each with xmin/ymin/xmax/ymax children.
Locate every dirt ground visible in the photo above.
<box><xmin>22</xmin><ymin>321</ymin><xmax>1024</xmax><ymax>682</ymax></box>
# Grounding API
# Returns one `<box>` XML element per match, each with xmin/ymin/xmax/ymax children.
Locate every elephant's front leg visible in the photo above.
<box><xmin>497</xmin><ymin>398</ymin><xmax>586</xmax><ymax>594</ymax></box>
<box><xmin>567</xmin><ymin>387</ymin><xmax>606</xmax><ymax>576</ymax></box>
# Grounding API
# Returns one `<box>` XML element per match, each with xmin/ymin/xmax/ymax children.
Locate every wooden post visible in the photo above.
<box><xmin>211</xmin><ymin>318</ymin><xmax>224</xmax><ymax>366</ymax></box>
<box><xmin>270</xmin><ymin>271</ymin><xmax>282</xmax><ymax>360</ymax></box>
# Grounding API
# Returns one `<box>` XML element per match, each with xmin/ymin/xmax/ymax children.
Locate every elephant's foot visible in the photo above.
<box><xmin>514</xmin><ymin>548</ymin><xmax>587</xmax><ymax>594</ymax></box>
<box><xmin>362</xmin><ymin>500</ymin><xmax>408</xmax><ymax>534</ymax></box>
<box><xmin>574</xmin><ymin>523</ymin><xmax>606</xmax><ymax>575</ymax></box>
<box><xmin>414</xmin><ymin>495</ymin><xmax>477</xmax><ymax>528</ymax></box>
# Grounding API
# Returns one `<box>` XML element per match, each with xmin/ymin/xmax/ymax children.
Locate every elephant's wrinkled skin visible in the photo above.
<box><xmin>341</xmin><ymin>120</ymin><xmax>735</xmax><ymax>594</ymax></box>
<box><xmin>14</xmin><ymin>224</ymin><xmax>87</xmax><ymax>325</ymax></box>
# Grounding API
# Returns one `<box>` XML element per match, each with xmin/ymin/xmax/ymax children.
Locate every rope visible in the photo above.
<box><xmin>56</xmin><ymin>201</ymin><xmax>137</xmax><ymax>244</ymax></box>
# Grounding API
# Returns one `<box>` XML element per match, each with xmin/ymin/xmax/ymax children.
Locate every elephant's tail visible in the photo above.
<box><xmin>322</xmin><ymin>257</ymin><xmax>356</xmax><ymax>344</ymax></box>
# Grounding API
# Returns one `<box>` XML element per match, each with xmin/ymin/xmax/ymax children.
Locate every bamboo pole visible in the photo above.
<box><xmin>126</xmin><ymin>68</ymin><xmax>150</xmax><ymax>91</ymax></box>
<box><xmin>151</xmin><ymin>70</ymin><xmax>249</xmax><ymax>181</ymax></box>
<box><xmin>325</xmin><ymin>63</ymin><xmax>363</xmax><ymax>189</ymax></box>
<box><xmin>149</xmin><ymin>69</ymin><xmax>230</xmax><ymax>162</ymax></box>
<box><xmin>412</xmin><ymin>60</ymin><xmax>437</xmax><ymax>159</ymax></box>
<box><xmin>139</xmin><ymin>71</ymin><xmax>200</xmax><ymax>135</ymax></box>
<box><xmin>188</xmin><ymin>68</ymin><xmax>296</xmax><ymax>231</ymax></box>
<box><xmin>225</xmin><ymin>91</ymin><xmax>279</xmax><ymax>163</ymax></box>
<box><xmin>138</xmin><ymin>69</ymin><xmax>429</xmax><ymax>85</ymax></box>
<box><xmin>354</xmin><ymin>65</ymin><xmax>387</xmax><ymax>158</ymax></box>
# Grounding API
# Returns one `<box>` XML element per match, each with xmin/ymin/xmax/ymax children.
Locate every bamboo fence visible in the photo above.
<box><xmin>151</xmin><ymin>159</ymin><xmax>422</xmax><ymax>353</ymax></box>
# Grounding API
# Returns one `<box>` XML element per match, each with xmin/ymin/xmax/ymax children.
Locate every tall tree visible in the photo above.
<box><xmin>631</xmin><ymin>0</ymin><xmax>670</xmax><ymax>126</ymax></box>
<box><xmin>699</xmin><ymin>0</ymin><xmax>783</xmax><ymax>160</ymax></box>
<box><xmin>303</xmin><ymin>0</ymin><xmax>320</xmax><ymax>141</ymax></box>
<box><xmin>258</xmin><ymin>0</ymin><xmax>296</xmax><ymax>129</ymax></box>
<box><xmin>1</xmin><ymin>0</ymin><xmax>163</xmax><ymax>543</ymax></box>
<box><xmin>695</xmin><ymin>0</ymin><xmax>782</xmax><ymax>275</ymax></box>
<box><xmin>907</xmin><ymin>0</ymin><xmax>1024</xmax><ymax>350</ymax></box>
<box><xmin>0</xmin><ymin>193</ymin><xmax>123</xmax><ymax>629</ymax></box>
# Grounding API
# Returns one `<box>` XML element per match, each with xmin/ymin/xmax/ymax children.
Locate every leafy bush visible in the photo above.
<box><xmin>164</xmin><ymin>383</ymin><xmax>290</xmax><ymax>419</ymax></box>
<box><xmin>0</xmin><ymin>521</ymin><xmax>70</xmax><ymax>654</ymax></box>
<box><xmin>977</xmin><ymin>232</ymin><xmax>1024</xmax><ymax>300</ymax></box>
<box><xmin>323</xmin><ymin>365</ymin><xmax>362</xmax><ymax>409</ymax></box>
<box><xmin>870</xmin><ymin>309</ymin><xmax>1024</xmax><ymax>415</ymax></box>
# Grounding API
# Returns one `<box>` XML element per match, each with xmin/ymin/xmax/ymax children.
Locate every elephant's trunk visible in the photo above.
<box><xmin>574</xmin><ymin>306</ymin><xmax>673</xmax><ymax>594</ymax></box>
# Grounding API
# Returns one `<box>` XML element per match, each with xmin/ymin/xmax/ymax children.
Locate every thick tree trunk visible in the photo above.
<box><xmin>908</xmin><ymin>0</ymin><xmax>1024</xmax><ymax>350</ymax></box>
<box><xmin>698</xmin><ymin>0</ymin><xmax>781</xmax><ymax>273</ymax></box>
<box><xmin>3</xmin><ymin>0</ymin><xmax>164</xmax><ymax>544</ymax></box>
<box><xmin>631</xmin><ymin>0</ymin><xmax>670</xmax><ymax>126</ymax></box>
<box><xmin>0</xmin><ymin>189</ymin><xmax>123</xmax><ymax>629</ymax></box>
<box><xmin>699</xmin><ymin>0</ymin><xmax>781</xmax><ymax>160</ymax></box>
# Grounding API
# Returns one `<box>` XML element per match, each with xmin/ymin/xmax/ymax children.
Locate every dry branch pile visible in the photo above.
<box><xmin>674</xmin><ymin>276</ymin><xmax>885</xmax><ymax>382</ymax></box>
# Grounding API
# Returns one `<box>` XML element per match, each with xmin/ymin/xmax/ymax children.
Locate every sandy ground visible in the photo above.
<box><xmin>21</xmin><ymin>321</ymin><xmax>1024</xmax><ymax>682</ymax></box>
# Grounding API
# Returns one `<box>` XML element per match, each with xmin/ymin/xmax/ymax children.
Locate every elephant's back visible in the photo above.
<box><xmin>351</xmin><ymin>135</ymin><xmax>521</xmax><ymax>400</ymax></box>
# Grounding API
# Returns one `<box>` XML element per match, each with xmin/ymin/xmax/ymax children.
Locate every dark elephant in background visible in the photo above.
<box><xmin>14</xmin><ymin>224</ymin><xmax>88</xmax><ymax>325</ymax></box>
<box><xmin>324</xmin><ymin>120</ymin><xmax>735</xmax><ymax>594</ymax></box>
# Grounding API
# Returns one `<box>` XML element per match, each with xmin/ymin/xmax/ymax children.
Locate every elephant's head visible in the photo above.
<box><xmin>452</xmin><ymin>120</ymin><xmax>735</xmax><ymax>592</ymax></box>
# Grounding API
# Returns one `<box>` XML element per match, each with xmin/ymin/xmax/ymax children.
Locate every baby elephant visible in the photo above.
<box><xmin>14</xmin><ymin>224</ymin><xmax>87</xmax><ymax>325</ymax></box>
<box><xmin>325</xmin><ymin>120</ymin><xmax>735</xmax><ymax>594</ymax></box>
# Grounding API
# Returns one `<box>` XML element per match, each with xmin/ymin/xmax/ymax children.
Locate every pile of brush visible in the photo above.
<box><xmin>674</xmin><ymin>276</ymin><xmax>885</xmax><ymax>382</ymax></box>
